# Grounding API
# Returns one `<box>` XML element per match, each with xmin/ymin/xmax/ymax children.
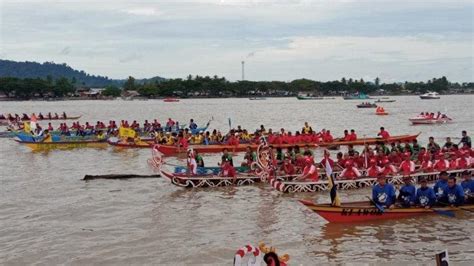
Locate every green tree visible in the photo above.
<box><xmin>53</xmin><ymin>77</ymin><xmax>74</xmax><ymax>97</ymax></box>
<box><xmin>123</xmin><ymin>76</ymin><xmax>136</xmax><ymax>91</ymax></box>
<box><xmin>102</xmin><ymin>85</ymin><xmax>121</xmax><ymax>97</ymax></box>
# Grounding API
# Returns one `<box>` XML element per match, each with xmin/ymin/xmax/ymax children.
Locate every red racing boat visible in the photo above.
<box><xmin>155</xmin><ymin>133</ymin><xmax>420</xmax><ymax>155</ymax></box>
<box><xmin>299</xmin><ymin>200</ymin><xmax>474</xmax><ymax>223</ymax></box>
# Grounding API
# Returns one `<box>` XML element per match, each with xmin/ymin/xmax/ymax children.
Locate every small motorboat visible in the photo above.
<box><xmin>356</xmin><ymin>103</ymin><xmax>377</xmax><ymax>108</ymax></box>
<box><xmin>409</xmin><ymin>114</ymin><xmax>452</xmax><ymax>125</ymax></box>
<box><xmin>419</xmin><ymin>92</ymin><xmax>440</xmax><ymax>99</ymax></box>
<box><xmin>375</xmin><ymin>99</ymin><xmax>396</xmax><ymax>103</ymax></box>
<box><xmin>163</xmin><ymin>97</ymin><xmax>180</xmax><ymax>102</ymax></box>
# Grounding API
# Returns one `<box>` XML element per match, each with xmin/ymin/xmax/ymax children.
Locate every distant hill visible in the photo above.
<box><xmin>0</xmin><ymin>60</ymin><xmax>165</xmax><ymax>87</ymax></box>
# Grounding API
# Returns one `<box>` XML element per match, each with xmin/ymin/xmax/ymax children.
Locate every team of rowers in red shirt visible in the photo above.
<box><xmin>205</xmin><ymin>131</ymin><xmax>473</xmax><ymax>181</ymax></box>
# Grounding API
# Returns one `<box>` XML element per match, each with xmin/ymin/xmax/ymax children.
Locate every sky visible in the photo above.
<box><xmin>0</xmin><ymin>0</ymin><xmax>472</xmax><ymax>82</ymax></box>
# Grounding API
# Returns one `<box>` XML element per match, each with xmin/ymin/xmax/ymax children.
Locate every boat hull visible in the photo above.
<box><xmin>299</xmin><ymin>200</ymin><xmax>474</xmax><ymax>223</ymax></box>
<box><xmin>409</xmin><ymin>118</ymin><xmax>451</xmax><ymax>125</ymax></box>
<box><xmin>160</xmin><ymin>170</ymin><xmax>262</xmax><ymax>188</ymax></box>
<box><xmin>155</xmin><ymin>133</ymin><xmax>420</xmax><ymax>155</ymax></box>
<box><xmin>15</xmin><ymin>139</ymin><xmax>108</xmax><ymax>151</ymax></box>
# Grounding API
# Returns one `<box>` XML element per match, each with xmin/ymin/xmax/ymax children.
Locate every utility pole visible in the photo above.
<box><xmin>241</xmin><ymin>61</ymin><xmax>245</xmax><ymax>81</ymax></box>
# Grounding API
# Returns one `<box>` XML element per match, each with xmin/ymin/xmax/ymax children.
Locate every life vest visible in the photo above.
<box><xmin>367</xmin><ymin>165</ymin><xmax>381</xmax><ymax>177</ymax></box>
<box><xmin>421</xmin><ymin>160</ymin><xmax>433</xmax><ymax>172</ymax></box>
<box><xmin>340</xmin><ymin>167</ymin><xmax>361</xmax><ymax>180</ymax></box>
<box><xmin>433</xmin><ymin>159</ymin><xmax>449</xmax><ymax>172</ymax></box>
<box><xmin>302</xmin><ymin>164</ymin><xmax>319</xmax><ymax>181</ymax></box>
<box><xmin>399</xmin><ymin>160</ymin><xmax>415</xmax><ymax>175</ymax></box>
<box><xmin>380</xmin><ymin>164</ymin><xmax>397</xmax><ymax>176</ymax></box>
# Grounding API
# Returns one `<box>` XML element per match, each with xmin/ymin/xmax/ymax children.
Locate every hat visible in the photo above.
<box><xmin>305</xmin><ymin>156</ymin><xmax>314</xmax><ymax>164</ymax></box>
<box><xmin>419</xmin><ymin>177</ymin><xmax>428</xmax><ymax>183</ymax></box>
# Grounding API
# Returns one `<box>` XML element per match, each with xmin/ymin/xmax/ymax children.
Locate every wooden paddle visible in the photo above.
<box><xmin>366</xmin><ymin>196</ymin><xmax>385</xmax><ymax>212</ymax></box>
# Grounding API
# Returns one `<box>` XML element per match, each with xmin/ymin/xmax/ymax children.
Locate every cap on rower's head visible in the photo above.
<box><xmin>419</xmin><ymin>177</ymin><xmax>428</xmax><ymax>183</ymax></box>
<box><xmin>439</xmin><ymin>170</ymin><xmax>448</xmax><ymax>176</ymax></box>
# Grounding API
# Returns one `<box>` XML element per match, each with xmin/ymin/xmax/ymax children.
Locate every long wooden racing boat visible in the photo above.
<box><xmin>299</xmin><ymin>200</ymin><xmax>474</xmax><ymax>223</ymax></box>
<box><xmin>14</xmin><ymin>138</ymin><xmax>108</xmax><ymax>151</ymax></box>
<box><xmin>269</xmin><ymin>168</ymin><xmax>472</xmax><ymax>193</ymax></box>
<box><xmin>155</xmin><ymin>133</ymin><xmax>420</xmax><ymax>155</ymax></box>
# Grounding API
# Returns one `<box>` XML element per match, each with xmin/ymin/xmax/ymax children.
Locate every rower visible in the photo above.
<box><xmin>280</xmin><ymin>155</ymin><xmax>296</xmax><ymax>176</ymax></box>
<box><xmin>442</xmin><ymin>137</ymin><xmax>454</xmax><ymax>151</ymax></box>
<box><xmin>377</xmin><ymin>127</ymin><xmax>390</xmax><ymax>139</ymax></box>
<box><xmin>303</xmin><ymin>145</ymin><xmax>313</xmax><ymax>156</ymax></box>
<box><xmin>433</xmin><ymin>171</ymin><xmax>449</xmax><ymax>200</ymax></box>
<box><xmin>380</xmin><ymin>158</ymin><xmax>397</xmax><ymax>176</ymax></box>
<box><xmin>427</xmin><ymin>136</ymin><xmax>441</xmax><ymax>154</ymax></box>
<box><xmin>62</xmin><ymin>112</ymin><xmax>67</xmax><ymax>119</ymax></box>
<box><xmin>399</xmin><ymin>152</ymin><xmax>415</xmax><ymax>176</ymax></box>
<box><xmin>372</xmin><ymin>174</ymin><xmax>396</xmax><ymax>209</ymax></box>
<box><xmin>186</xmin><ymin>149</ymin><xmax>198</xmax><ymax>175</ymax></box>
<box><xmin>47</xmin><ymin>122</ymin><xmax>54</xmax><ymax>131</ymax></box>
<box><xmin>460</xmin><ymin>171</ymin><xmax>474</xmax><ymax>203</ymax></box>
<box><xmin>456</xmin><ymin>151</ymin><xmax>471</xmax><ymax>169</ymax></box>
<box><xmin>221</xmin><ymin>148</ymin><xmax>234</xmax><ymax>166</ymax></box>
<box><xmin>339</xmin><ymin>161</ymin><xmax>361</xmax><ymax>180</ymax></box>
<box><xmin>459</xmin><ymin>130</ymin><xmax>472</xmax><ymax>148</ymax></box>
<box><xmin>296</xmin><ymin>156</ymin><xmax>319</xmax><ymax>182</ymax></box>
<box><xmin>220</xmin><ymin>158</ymin><xmax>236</xmax><ymax>178</ymax></box>
<box><xmin>415</xmin><ymin>177</ymin><xmax>436</xmax><ymax>208</ymax></box>
<box><xmin>349</xmin><ymin>129</ymin><xmax>357</xmax><ymax>141</ymax></box>
<box><xmin>323</xmin><ymin>130</ymin><xmax>334</xmax><ymax>142</ymax></box>
<box><xmin>433</xmin><ymin>153</ymin><xmax>450</xmax><ymax>172</ymax></box>
<box><xmin>241</xmin><ymin>146</ymin><xmax>256</xmax><ymax>167</ymax></box>
<box><xmin>302</xmin><ymin>122</ymin><xmax>312</xmax><ymax>134</ymax></box>
<box><xmin>42</xmin><ymin>130</ymin><xmax>52</xmax><ymax>143</ymax></box>
<box><xmin>195</xmin><ymin>150</ymin><xmax>204</xmax><ymax>167</ymax></box>
<box><xmin>397</xmin><ymin>176</ymin><xmax>416</xmax><ymax>207</ymax></box>
<box><xmin>440</xmin><ymin>175</ymin><xmax>465</xmax><ymax>207</ymax></box>
<box><xmin>367</xmin><ymin>159</ymin><xmax>381</xmax><ymax>177</ymax></box>
<box><xmin>420</xmin><ymin>153</ymin><xmax>433</xmax><ymax>172</ymax></box>
<box><xmin>343</xmin><ymin>130</ymin><xmax>350</xmax><ymax>141</ymax></box>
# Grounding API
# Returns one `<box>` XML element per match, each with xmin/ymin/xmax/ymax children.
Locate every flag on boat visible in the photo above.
<box><xmin>119</xmin><ymin>127</ymin><xmax>136</xmax><ymax>138</ymax></box>
<box><xmin>325</xmin><ymin>153</ymin><xmax>341</xmax><ymax>207</ymax></box>
<box><xmin>23</xmin><ymin>122</ymin><xmax>31</xmax><ymax>133</ymax></box>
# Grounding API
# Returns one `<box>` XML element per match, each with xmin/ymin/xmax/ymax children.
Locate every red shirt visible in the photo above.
<box><xmin>379</xmin><ymin>130</ymin><xmax>390</xmax><ymax>139</ymax></box>
<box><xmin>349</xmin><ymin>133</ymin><xmax>357</xmax><ymax>141</ymax></box>
<box><xmin>302</xmin><ymin>165</ymin><xmax>319</xmax><ymax>181</ymax></box>
<box><xmin>399</xmin><ymin>160</ymin><xmax>415</xmax><ymax>175</ymax></box>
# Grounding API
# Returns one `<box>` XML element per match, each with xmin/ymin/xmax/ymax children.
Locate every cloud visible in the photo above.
<box><xmin>125</xmin><ymin>8</ymin><xmax>161</xmax><ymax>16</ymax></box>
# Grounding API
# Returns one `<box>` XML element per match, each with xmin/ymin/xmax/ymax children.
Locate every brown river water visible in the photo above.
<box><xmin>0</xmin><ymin>95</ymin><xmax>473</xmax><ymax>265</ymax></box>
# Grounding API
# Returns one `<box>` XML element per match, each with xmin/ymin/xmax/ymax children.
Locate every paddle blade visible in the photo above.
<box><xmin>434</xmin><ymin>210</ymin><xmax>455</xmax><ymax>218</ymax></box>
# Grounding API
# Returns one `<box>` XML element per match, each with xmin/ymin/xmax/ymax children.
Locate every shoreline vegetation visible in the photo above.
<box><xmin>0</xmin><ymin>75</ymin><xmax>473</xmax><ymax>101</ymax></box>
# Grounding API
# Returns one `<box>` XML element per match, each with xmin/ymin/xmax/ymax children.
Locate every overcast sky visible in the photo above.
<box><xmin>0</xmin><ymin>0</ymin><xmax>472</xmax><ymax>82</ymax></box>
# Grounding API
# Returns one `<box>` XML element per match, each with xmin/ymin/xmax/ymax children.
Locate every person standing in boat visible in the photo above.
<box><xmin>459</xmin><ymin>130</ymin><xmax>472</xmax><ymax>148</ymax></box>
<box><xmin>372</xmin><ymin>174</ymin><xmax>396</xmax><ymax>209</ymax></box>
<box><xmin>416</xmin><ymin>177</ymin><xmax>436</xmax><ymax>208</ymax></box>
<box><xmin>440</xmin><ymin>175</ymin><xmax>465</xmax><ymax>207</ymax></box>
<box><xmin>377</xmin><ymin>127</ymin><xmax>390</xmax><ymax>139</ymax></box>
<box><xmin>397</xmin><ymin>176</ymin><xmax>416</xmax><ymax>207</ymax></box>
<box><xmin>434</xmin><ymin>171</ymin><xmax>449</xmax><ymax>200</ymax></box>
<box><xmin>302</xmin><ymin>122</ymin><xmax>312</xmax><ymax>134</ymax></box>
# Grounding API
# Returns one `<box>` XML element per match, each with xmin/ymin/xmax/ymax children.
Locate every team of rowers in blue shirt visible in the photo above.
<box><xmin>372</xmin><ymin>170</ymin><xmax>473</xmax><ymax>209</ymax></box>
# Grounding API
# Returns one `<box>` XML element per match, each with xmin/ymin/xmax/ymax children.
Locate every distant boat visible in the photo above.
<box><xmin>420</xmin><ymin>92</ymin><xmax>440</xmax><ymax>99</ymax></box>
<box><xmin>343</xmin><ymin>92</ymin><xmax>372</xmax><ymax>100</ymax></box>
<box><xmin>163</xmin><ymin>98</ymin><xmax>180</xmax><ymax>102</ymax></box>
<box><xmin>375</xmin><ymin>99</ymin><xmax>396</xmax><ymax>103</ymax></box>
<box><xmin>249</xmin><ymin>97</ymin><xmax>266</xmax><ymax>100</ymax></box>
<box><xmin>297</xmin><ymin>95</ymin><xmax>325</xmax><ymax>100</ymax></box>
<box><xmin>356</xmin><ymin>103</ymin><xmax>377</xmax><ymax>108</ymax></box>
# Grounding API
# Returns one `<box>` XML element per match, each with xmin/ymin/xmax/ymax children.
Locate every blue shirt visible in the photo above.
<box><xmin>441</xmin><ymin>184</ymin><xmax>465</xmax><ymax>206</ymax></box>
<box><xmin>189</xmin><ymin>122</ymin><xmax>197</xmax><ymax>130</ymax></box>
<box><xmin>399</xmin><ymin>184</ymin><xmax>417</xmax><ymax>206</ymax></box>
<box><xmin>372</xmin><ymin>183</ymin><xmax>396</xmax><ymax>207</ymax></box>
<box><xmin>416</xmin><ymin>187</ymin><xmax>436</xmax><ymax>207</ymax></box>
<box><xmin>461</xmin><ymin>180</ymin><xmax>474</xmax><ymax>197</ymax></box>
<box><xmin>433</xmin><ymin>179</ymin><xmax>448</xmax><ymax>199</ymax></box>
